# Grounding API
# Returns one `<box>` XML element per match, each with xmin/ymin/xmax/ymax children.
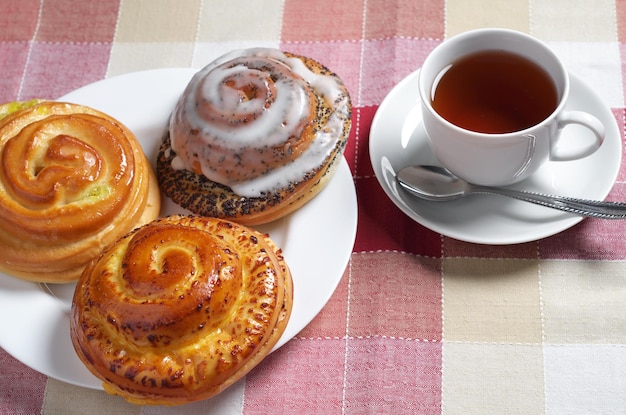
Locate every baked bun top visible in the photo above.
<box><xmin>158</xmin><ymin>48</ymin><xmax>351</xmax><ymax>225</ymax></box>
<box><xmin>71</xmin><ymin>214</ymin><xmax>293</xmax><ymax>405</ymax></box>
<box><xmin>0</xmin><ymin>101</ymin><xmax>160</xmax><ymax>282</ymax></box>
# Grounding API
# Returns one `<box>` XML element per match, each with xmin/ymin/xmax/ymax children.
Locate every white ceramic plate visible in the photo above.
<box><xmin>0</xmin><ymin>69</ymin><xmax>357</xmax><ymax>389</ymax></box>
<box><xmin>370</xmin><ymin>69</ymin><xmax>621</xmax><ymax>244</ymax></box>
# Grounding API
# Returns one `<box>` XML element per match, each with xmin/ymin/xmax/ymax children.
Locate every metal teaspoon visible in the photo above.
<box><xmin>396</xmin><ymin>165</ymin><xmax>626</xmax><ymax>219</ymax></box>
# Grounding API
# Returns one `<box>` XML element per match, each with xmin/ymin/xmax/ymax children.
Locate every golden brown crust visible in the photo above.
<box><xmin>70</xmin><ymin>215</ymin><xmax>293</xmax><ymax>405</ymax></box>
<box><xmin>0</xmin><ymin>99</ymin><xmax>46</xmax><ymax>121</ymax></box>
<box><xmin>157</xmin><ymin>50</ymin><xmax>351</xmax><ymax>226</ymax></box>
<box><xmin>0</xmin><ymin>101</ymin><xmax>160</xmax><ymax>282</ymax></box>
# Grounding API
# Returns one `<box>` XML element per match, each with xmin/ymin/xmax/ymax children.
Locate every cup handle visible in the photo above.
<box><xmin>551</xmin><ymin>111</ymin><xmax>605</xmax><ymax>161</ymax></box>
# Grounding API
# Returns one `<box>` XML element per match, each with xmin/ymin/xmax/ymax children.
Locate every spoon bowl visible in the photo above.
<box><xmin>397</xmin><ymin>165</ymin><xmax>471</xmax><ymax>201</ymax></box>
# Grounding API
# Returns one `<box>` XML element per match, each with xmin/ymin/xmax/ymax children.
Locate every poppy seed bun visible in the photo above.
<box><xmin>157</xmin><ymin>48</ymin><xmax>351</xmax><ymax>225</ymax></box>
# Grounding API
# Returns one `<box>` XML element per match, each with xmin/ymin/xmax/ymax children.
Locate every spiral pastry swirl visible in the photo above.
<box><xmin>0</xmin><ymin>101</ymin><xmax>160</xmax><ymax>282</ymax></box>
<box><xmin>159</xmin><ymin>48</ymin><xmax>352</xmax><ymax>225</ymax></box>
<box><xmin>170</xmin><ymin>50</ymin><xmax>319</xmax><ymax>187</ymax></box>
<box><xmin>71</xmin><ymin>215</ymin><xmax>293</xmax><ymax>405</ymax></box>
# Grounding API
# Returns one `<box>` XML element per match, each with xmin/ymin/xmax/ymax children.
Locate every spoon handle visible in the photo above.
<box><xmin>475</xmin><ymin>186</ymin><xmax>626</xmax><ymax>219</ymax></box>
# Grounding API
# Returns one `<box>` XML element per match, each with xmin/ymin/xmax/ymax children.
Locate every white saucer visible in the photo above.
<box><xmin>370</xmin><ymin>69</ymin><xmax>621</xmax><ymax>244</ymax></box>
<box><xmin>0</xmin><ymin>69</ymin><xmax>358</xmax><ymax>389</ymax></box>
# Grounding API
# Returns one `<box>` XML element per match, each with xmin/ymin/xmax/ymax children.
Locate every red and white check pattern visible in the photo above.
<box><xmin>2</xmin><ymin>0</ymin><xmax>626</xmax><ymax>413</ymax></box>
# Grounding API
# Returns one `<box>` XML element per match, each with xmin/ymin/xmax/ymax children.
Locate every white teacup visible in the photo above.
<box><xmin>418</xmin><ymin>28</ymin><xmax>605</xmax><ymax>187</ymax></box>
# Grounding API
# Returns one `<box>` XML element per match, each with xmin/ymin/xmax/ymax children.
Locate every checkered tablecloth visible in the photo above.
<box><xmin>3</xmin><ymin>1</ymin><xmax>626</xmax><ymax>414</ymax></box>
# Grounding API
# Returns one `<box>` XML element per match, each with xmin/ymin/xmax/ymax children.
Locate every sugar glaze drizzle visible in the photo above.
<box><xmin>169</xmin><ymin>48</ymin><xmax>349</xmax><ymax>197</ymax></box>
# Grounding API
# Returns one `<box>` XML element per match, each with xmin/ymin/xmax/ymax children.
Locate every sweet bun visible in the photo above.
<box><xmin>157</xmin><ymin>48</ymin><xmax>351</xmax><ymax>225</ymax></box>
<box><xmin>0</xmin><ymin>100</ymin><xmax>160</xmax><ymax>282</ymax></box>
<box><xmin>70</xmin><ymin>214</ymin><xmax>293</xmax><ymax>405</ymax></box>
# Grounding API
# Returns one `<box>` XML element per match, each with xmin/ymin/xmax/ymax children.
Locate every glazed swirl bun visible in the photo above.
<box><xmin>157</xmin><ymin>48</ymin><xmax>351</xmax><ymax>225</ymax></box>
<box><xmin>71</xmin><ymin>215</ymin><xmax>293</xmax><ymax>405</ymax></box>
<box><xmin>0</xmin><ymin>101</ymin><xmax>160</xmax><ymax>282</ymax></box>
<box><xmin>175</xmin><ymin>54</ymin><xmax>318</xmax><ymax>183</ymax></box>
